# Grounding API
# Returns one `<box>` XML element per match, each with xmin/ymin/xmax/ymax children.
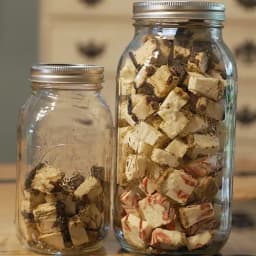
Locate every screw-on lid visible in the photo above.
<box><xmin>30</xmin><ymin>64</ymin><xmax>104</xmax><ymax>84</ymax></box>
<box><xmin>133</xmin><ymin>1</ymin><xmax>225</xmax><ymax>21</ymax></box>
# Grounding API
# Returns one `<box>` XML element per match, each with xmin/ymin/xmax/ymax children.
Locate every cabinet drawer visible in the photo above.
<box><xmin>224</xmin><ymin>21</ymin><xmax>256</xmax><ymax>80</ymax></box>
<box><xmin>235</xmin><ymin>79</ymin><xmax>256</xmax><ymax>166</ymax></box>
<box><xmin>43</xmin><ymin>0</ymin><xmax>256</xmax><ymax>19</ymax></box>
<box><xmin>42</xmin><ymin>0</ymin><xmax>133</xmax><ymax>17</ymax></box>
<box><xmin>40</xmin><ymin>19</ymin><xmax>133</xmax><ymax>75</ymax></box>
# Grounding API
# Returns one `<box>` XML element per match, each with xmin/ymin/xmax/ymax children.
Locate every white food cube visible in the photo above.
<box><xmin>183</xmin><ymin>156</ymin><xmax>220</xmax><ymax>178</ymax></box>
<box><xmin>68</xmin><ymin>216</ymin><xmax>89</xmax><ymax>246</ymax></box>
<box><xmin>127</xmin><ymin>121</ymin><xmax>165</xmax><ymax>147</ymax></box>
<box><xmin>119</xmin><ymin>101</ymin><xmax>136</xmax><ymax>127</ymax></box>
<box><xmin>118</xmin><ymin>126</ymin><xmax>132</xmax><ymax>141</ymax></box>
<box><xmin>31</xmin><ymin>165</ymin><xmax>64</xmax><ymax>194</ymax></box>
<box><xmin>119</xmin><ymin>80</ymin><xmax>136</xmax><ymax>96</ymax></box>
<box><xmin>130</xmin><ymin>94</ymin><xmax>146</xmax><ymax>107</ymax></box>
<box><xmin>159</xmin><ymin>111</ymin><xmax>190</xmax><ymax>139</ymax></box>
<box><xmin>146</xmin><ymin>160</ymin><xmax>163</xmax><ymax>181</ymax></box>
<box><xmin>150</xmin><ymin>228</ymin><xmax>186</xmax><ymax>250</ymax></box>
<box><xmin>147</xmin><ymin>65</ymin><xmax>174</xmax><ymax>97</ymax></box>
<box><xmin>20</xmin><ymin>221</ymin><xmax>38</xmax><ymax>243</ymax></box>
<box><xmin>187</xmin><ymin>134</ymin><xmax>220</xmax><ymax>159</ymax></box>
<box><xmin>23</xmin><ymin>190</ymin><xmax>45</xmax><ymax>210</ymax></box>
<box><xmin>151</xmin><ymin>148</ymin><xmax>179</xmax><ymax>167</ymax></box>
<box><xmin>181</xmin><ymin>115</ymin><xmax>208</xmax><ymax>136</ymax></box>
<box><xmin>125</xmin><ymin>155</ymin><xmax>147</xmax><ymax>182</ymax></box>
<box><xmin>179</xmin><ymin>203</ymin><xmax>215</xmax><ymax>229</ymax></box>
<box><xmin>160</xmin><ymin>87</ymin><xmax>189</xmax><ymax>111</ymax></box>
<box><xmin>196</xmin><ymin>97</ymin><xmax>224</xmax><ymax>121</ymax></box>
<box><xmin>120</xmin><ymin>189</ymin><xmax>140</xmax><ymax>216</ymax></box>
<box><xmin>158</xmin><ymin>169</ymin><xmax>197</xmax><ymax>204</ymax></box>
<box><xmin>33</xmin><ymin>202</ymin><xmax>59</xmax><ymax>234</ymax></box>
<box><xmin>121</xmin><ymin>214</ymin><xmax>152</xmax><ymax>249</ymax></box>
<box><xmin>138</xmin><ymin>193</ymin><xmax>175</xmax><ymax>228</ymax></box>
<box><xmin>39</xmin><ymin>232</ymin><xmax>65</xmax><ymax>250</ymax></box>
<box><xmin>135</xmin><ymin>38</ymin><xmax>158</xmax><ymax>65</ymax></box>
<box><xmin>135</xmin><ymin>64</ymin><xmax>155</xmax><ymax>88</ymax></box>
<box><xmin>123</xmin><ymin>128</ymin><xmax>152</xmax><ymax>156</ymax></box>
<box><xmin>136</xmin><ymin>142</ymin><xmax>153</xmax><ymax>157</ymax></box>
<box><xmin>146</xmin><ymin>115</ymin><xmax>163</xmax><ymax>130</ymax></box>
<box><xmin>74</xmin><ymin>176</ymin><xmax>103</xmax><ymax>202</ymax></box>
<box><xmin>165</xmin><ymin>139</ymin><xmax>188</xmax><ymax>159</ymax></box>
<box><xmin>139</xmin><ymin>177</ymin><xmax>158</xmax><ymax>195</ymax></box>
<box><xmin>174</xmin><ymin>45</ymin><xmax>191</xmax><ymax>58</ymax></box>
<box><xmin>132</xmin><ymin>95</ymin><xmax>157</xmax><ymax>120</ymax></box>
<box><xmin>187</xmin><ymin>231</ymin><xmax>212</xmax><ymax>250</ymax></box>
<box><xmin>79</xmin><ymin>203</ymin><xmax>102</xmax><ymax>230</ymax></box>
<box><xmin>120</xmin><ymin>58</ymin><xmax>137</xmax><ymax>83</ymax></box>
<box><xmin>188</xmin><ymin>73</ymin><xmax>224</xmax><ymax>101</ymax></box>
<box><xmin>188</xmin><ymin>52</ymin><xmax>209</xmax><ymax>73</ymax></box>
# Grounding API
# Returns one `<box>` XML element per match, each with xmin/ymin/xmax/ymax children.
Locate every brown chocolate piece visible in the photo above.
<box><xmin>25</xmin><ymin>163</ymin><xmax>47</xmax><ymax>190</ymax></box>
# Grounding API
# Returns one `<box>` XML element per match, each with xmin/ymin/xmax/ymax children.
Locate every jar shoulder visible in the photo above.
<box><xmin>18</xmin><ymin>91</ymin><xmax>113</xmax><ymax>132</ymax></box>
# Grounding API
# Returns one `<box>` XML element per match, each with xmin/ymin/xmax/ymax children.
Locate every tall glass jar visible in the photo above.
<box><xmin>114</xmin><ymin>1</ymin><xmax>237</xmax><ymax>255</ymax></box>
<box><xmin>16</xmin><ymin>64</ymin><xmax>113</xmax><ymax>255</ymax></box>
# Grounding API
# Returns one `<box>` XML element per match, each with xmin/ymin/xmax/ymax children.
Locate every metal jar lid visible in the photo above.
<box><xmin>133</xmin><ymin>1</ymin><xmax>225</xmax><ymax>21</ymax></box>
<box><xmin>30</xmin><ymin>64</ymin><xmax>104</xmax><ymax>84</ymax></box>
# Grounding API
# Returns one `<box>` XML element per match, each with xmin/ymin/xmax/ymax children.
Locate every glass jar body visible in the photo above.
<box><xmin>114</xmin><ymin>20</ymin><xmax>237</xmax><ymax>255</ymax></box>
<box><xmin>16</xmin><ymin>86</ymin><xmax>113</xmax><ymax>255</ymax></box>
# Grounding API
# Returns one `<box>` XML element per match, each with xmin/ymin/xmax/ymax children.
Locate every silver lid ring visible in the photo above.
<box><xmin>133</xmin><ymin>1</ymin><xmax>225</xmax><ymax>21</ymax></box>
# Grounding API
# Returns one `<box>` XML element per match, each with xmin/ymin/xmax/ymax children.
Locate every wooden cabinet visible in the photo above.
<box><xmin>39</xmin><ymin>0</ymin><xmax>256</xmax><ymax>172</ymax></box>
<box><xmin>40</xmin><ymin>0</ymin><xmax>134</xmax><ymax>116</ymax></box>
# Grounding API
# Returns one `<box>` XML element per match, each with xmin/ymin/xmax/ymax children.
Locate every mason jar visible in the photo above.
<box><xmin>114</xmin><ymin>1</ymin><xmax>237</xmax><ymax>255</ymax></box>
<box><xmin>16</xmin><ymin>64</ymin><xmax>113</xmax><ymax>254</ymax></box>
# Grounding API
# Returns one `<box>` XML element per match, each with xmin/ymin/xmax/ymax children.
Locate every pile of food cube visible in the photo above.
<box><xmin>117</xmin><ymin>28</ymin><xmax>226</xmax><ymax>252</ymax></box>
<box><xmin>20</xmin><ymin>163</ymin><xmax>106</xmax><ymax>251</ymax></box>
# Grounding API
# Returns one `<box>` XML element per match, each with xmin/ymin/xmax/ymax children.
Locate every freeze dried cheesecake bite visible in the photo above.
<box><xmin>158</xmin><ymin>169</ymin><xmax>197</xmax><ymax>204</ymax></box>
<box><xmin>187</xmin><ymin>231</ymin><xmax>212</xmax><ymax>250</ymax></box>
<box><xmin>138</xmin><ymin>193</ymin><xmax>175</xmax><ymax>228</ymax></box>
<box><xmin>121</xmin><ymin>214</ymin><xmax>152</xmax><ymax>249</ymax></box>
<box><xmin>150</xmin><ymin>228</ymin><xmax>186</xmax><ymax>250</ymax></box>
<box><xmin>117</xmin><ymin>27</ymin><xmax>227</xmax><ymax>253</ymax></box>
<box><xmin>21</xmin><ymin>163</ymin><xmax>106</xmax><ymax>251</ymax></box>
<box><xmin>179</xmin><ymin>203</ymin><xmax>215</xmax><ymax>229</ymax></box>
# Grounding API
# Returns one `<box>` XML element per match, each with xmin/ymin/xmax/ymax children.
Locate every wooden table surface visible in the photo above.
<box><xmin>0</xmin><ymin>164</ymin><xmax>255</xmax><ymax>255</ymax></box>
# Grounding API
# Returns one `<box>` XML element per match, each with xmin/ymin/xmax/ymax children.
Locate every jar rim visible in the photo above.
<box><xmin>30</xmin><ymin>64</ymin><xmax>104</xmax><ymax>85</ymax></box>
<box><xmin>133</xmin><ymin>1</ymin><xmax>225</xmax><ymax>21</ymax></box>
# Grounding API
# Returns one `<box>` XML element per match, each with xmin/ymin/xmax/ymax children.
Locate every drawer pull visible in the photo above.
<box><xmin>235</xmin><ymin>40</ymin><xmax>256</xmax><ymax>64</ymax></box>
<box><xmin>78</xmin><ymin>41</ymin><xmax>105</xmax><ymax>59</ymax></box>
<box><xmin>80</xmin><ymin>0</ymin><xmax>103</xmax><ymax>6</ymax></box>
<box><xmin>236</xmin><ymin>0</ymin><xmax>256</xmax><ymax>8</ymax></box>
<box><xmin>237</xmin><ymin>106</ymin><xmax>256</xmax><ymax>125</ymax></box>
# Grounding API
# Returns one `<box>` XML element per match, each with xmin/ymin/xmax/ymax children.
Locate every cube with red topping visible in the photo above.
<box><xmin>120</xmin><ymin>190</ymin><xmax>140</xmax><ymax>216</ymax></box>
<box><xmin>121</xmin><ymin>214</ymin><xmax>152</xmax><ymax>249</ymax></box>
<box><xmin>179</xmin><ymin>203</ymin><xmax>215</xmax><ymax>229</ymax></box>
<box><xmin>139</xmin><ymin>177</ymin><xmax>157</xmax><ymax>195</ymax></box>
<box><xmin>183</xmin><ymin>156</ymin><xmax>220</xmax><ymax>178</ymax></box>
<box><xmin>139</xmin><ymin>193</ymin><xmax>175</xmax><ymax>228</ymax></box>
<box><xmin>158</xmin><ymin>169</ymin><xmax>197</xmax><ymax>204</ymax></box>
<box><xmin>150</xmin><ymin>228</ymin><xmax>186</xmax><ymax>250</ymax></box>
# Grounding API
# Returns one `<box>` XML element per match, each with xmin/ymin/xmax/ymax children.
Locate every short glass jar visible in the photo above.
<box><xmin>114</xmin><ymin>1</ymin><xmax>237</xmax><ymax>255</ymax></box>
<box><xmin>16</xmin><ymin>64</ymin><xmax>113</xmax><ymax>255</ymax></box>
